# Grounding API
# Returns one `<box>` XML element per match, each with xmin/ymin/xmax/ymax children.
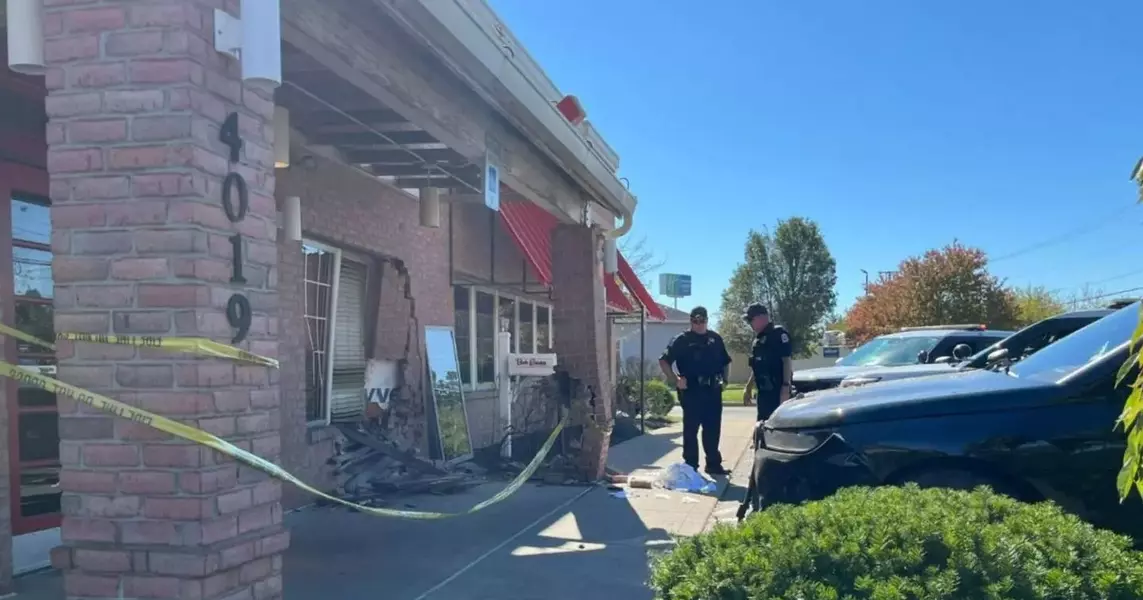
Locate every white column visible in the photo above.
<box><xmin>496</xmin><ymin>331</ymin><xmax>513</xmax><ymax>459</ymax></box>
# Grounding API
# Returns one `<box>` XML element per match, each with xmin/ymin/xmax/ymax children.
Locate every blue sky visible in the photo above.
<box><xmin>489</xmin><ymin>0</ymin><xmax>1143</xmax><ymax>322</ymax></box>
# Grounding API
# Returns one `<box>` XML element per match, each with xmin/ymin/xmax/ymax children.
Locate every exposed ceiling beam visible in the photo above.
<box><xmin>366</xmin><ymin>163</ymin><xmax>479</xmax><ymax>178</ymax></box>
<box><xmin>306</xmin><ymin>129</ymin><xmax>438</xmax><ymax>146</ymax></box>
<box><xmin>344</xmin><ymin>148</ymin><xmax>464</xmax><ymax>164</ymax></box>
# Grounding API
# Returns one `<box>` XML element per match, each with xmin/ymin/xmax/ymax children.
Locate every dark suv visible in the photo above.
<box><xmin>753</xmin><ymin>302</ymin><xmax>1143</xmax><ymax>539</ymax></box>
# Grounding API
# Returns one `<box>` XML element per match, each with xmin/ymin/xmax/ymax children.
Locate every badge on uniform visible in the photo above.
<box><xmin>781</xmin><ymin>333</ymin><xmax>789</xmax><ymax>344</ymax></box>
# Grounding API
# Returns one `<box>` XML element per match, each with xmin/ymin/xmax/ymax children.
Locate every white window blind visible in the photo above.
<box><xmin>330</xmin><ymin>259</ymin><xmax>368</xmax><ymax>422</ymax></box>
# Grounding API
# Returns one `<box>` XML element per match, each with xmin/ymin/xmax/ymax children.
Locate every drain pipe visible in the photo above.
<box><xmin>602</xmin><ymin>206</ymin><xmax>631</xmax><ymax>275</ymax></box>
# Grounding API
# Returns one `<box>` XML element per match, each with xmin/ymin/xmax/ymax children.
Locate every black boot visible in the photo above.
<box><xmin>705</xmin><ymin>464</ymin><xmax>729</xmax><ymax>476</ymax></box>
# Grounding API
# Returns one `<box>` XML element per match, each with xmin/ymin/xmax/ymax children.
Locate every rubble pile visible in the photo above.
<box><xmin>329</xmin><ymin>423</ymin><xmax>485</xmax><ymax>506</ymax></box>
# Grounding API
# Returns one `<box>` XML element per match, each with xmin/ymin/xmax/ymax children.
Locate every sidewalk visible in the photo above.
<box><xmin>11</xmin><ymin>407</ymin><xmax>757</xmax><ymax>600</ymax></box>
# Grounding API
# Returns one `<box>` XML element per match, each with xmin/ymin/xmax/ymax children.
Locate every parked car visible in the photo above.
<box><xmin>752</xmin><ymin>301</ymin><xmax>1143</xmax><ymax>539</ymax></box>
<box><xmin>792</xmin><ymin>325</ymin><xmax>1012</xmax><ymax>394</ymax></box>
<box><xmin>835</xmin><ymin>308</ymin><xmax>1116</xmax><ymax>389</ymax></box>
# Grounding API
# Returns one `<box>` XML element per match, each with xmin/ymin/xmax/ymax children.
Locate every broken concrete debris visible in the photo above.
<box><xmin>329</xmin><ymin>423</ymin><xmax>483</xmax><ymax>506</ymax></box>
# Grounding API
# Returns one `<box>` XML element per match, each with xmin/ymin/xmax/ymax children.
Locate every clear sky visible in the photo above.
<box><xmin>488</xmin><ymin>0</ymin><xmax>1143</xmax><ymax>322</ymax></box>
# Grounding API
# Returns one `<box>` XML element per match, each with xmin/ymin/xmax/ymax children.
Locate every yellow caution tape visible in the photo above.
<box><xmin>0</xmin><ymin>324</ymin><xmax>567</xmax><ymax>519</ymax></box>
<box><xmin>0</xmin><ymin>323</ymin><xmax>279</xmax><ymax>368</ymax></box>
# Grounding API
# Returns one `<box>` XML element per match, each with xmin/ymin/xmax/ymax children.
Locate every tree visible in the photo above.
<box><xmin>716</xmin><ymin>218</ymin><xmax>837</xmax><ymax>357</ymax></box>
<box><xmin>1065</xmin><ymin>283</ymin><xmax>1109</xmax><ymax>310</ymax></box>
<box><xmin>1117</xmin><ymin>165</ymin><xmax>1143</xmax><ymax>502</ymax></box>
<box><xmin>1014</xmin><ymin>285</ymin><xmax>1066</xmax><ymax>326</ymax></box>
<box><xmin>845</xmin><ymin>242</ymin><xmax>1020</xmax><ymax>343</ymax></box>
<box><xmin>617</xmin><ymin>234</ymin><xmax>664</xmax><ymax>286</ymax></box>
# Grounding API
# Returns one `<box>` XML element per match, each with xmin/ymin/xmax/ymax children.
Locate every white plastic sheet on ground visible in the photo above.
<box><xmin>656</xmin><ymin>463</ymin><xmax>717</xmax><ymax>494</ymax></box>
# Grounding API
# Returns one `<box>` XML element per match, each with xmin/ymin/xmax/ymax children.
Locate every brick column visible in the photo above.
<box><xmin>44</xmin><ymin>3</ymin><xmax>286</xmax><ymax>599</ymax></box>
<box><xmin>550</xmin><ymin>224</ymin><xmax>612</xmax><ymax>479</ymax></box>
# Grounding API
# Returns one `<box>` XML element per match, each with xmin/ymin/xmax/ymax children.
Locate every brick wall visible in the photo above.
<box><xmin>275</xmin><ymin>156</ymin><xmax>452</xmax><ymax>508</ymax></box>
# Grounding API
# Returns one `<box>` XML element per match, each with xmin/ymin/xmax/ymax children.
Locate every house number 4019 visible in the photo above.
<box><xmin>219</xmin><ymin>112</ymin><xmax>252</xmax><ymax>344</ymax></box>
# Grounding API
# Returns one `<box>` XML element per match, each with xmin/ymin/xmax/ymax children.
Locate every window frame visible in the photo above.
<box><xmin>454</xmin><ymin>285</ymin><xmax>553</xmax><ymax>390</ymax></box>
<box><xmin>302</xmin><ymin>238</ymin><xmax>343</xmax><ymax>427</ymax></box>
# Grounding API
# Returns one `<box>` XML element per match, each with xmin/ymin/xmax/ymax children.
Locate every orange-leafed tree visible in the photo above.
<box><xmin>845</xmin><ymin>242</ymin><xmax>1020</xmax><ymax>344</ymax></box>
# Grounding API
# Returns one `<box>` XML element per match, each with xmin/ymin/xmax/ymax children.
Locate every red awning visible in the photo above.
<box><xmin>617</xmin><ymin>253</ymin><xmax>668</xmax><ymax>321</ymax></box>
<box><xmin>605</xmin><ymin>274</ymin><xmax>635</xmax><ymax>313</ymax></box>
<box><xmin>499</xmin><ymin>200</ymin><xmax>558</xmax><ymax>284</ymax></box>
<box><xmin>499</xmin><ymin>199</ymin><xmax>667</xmax><ymax>321</ymax></box>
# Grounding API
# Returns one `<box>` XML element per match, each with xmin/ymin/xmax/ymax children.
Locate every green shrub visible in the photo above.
<box><xmin>643</xmin><ymin>379</ymin><xmax>675</xmax><ymax>418</ymax></box>
<box><xmin>649</xmin><ymin>485</ymin><xmax>1143</xmax><ymax>600</ymax></box>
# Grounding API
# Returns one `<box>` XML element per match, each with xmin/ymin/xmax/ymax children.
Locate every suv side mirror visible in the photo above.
<box><xmin>987</xmin><ymin>347</ymin><xmax>1009</xmax><ymax>363</ymax></box>
<box><xmin>917</xmin><ymin>350</ymin><xmax>929</xmax><ymax>364</ymax></box>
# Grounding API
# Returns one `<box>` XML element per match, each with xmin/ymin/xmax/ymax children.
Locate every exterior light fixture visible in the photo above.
<box><xmin>556</xmin><ymin>95</ymin><xmax>586</xmax><ymax>126</ymax></box>
<box><xmin>214</xmin><ymin>1</ymin><xmax>282</xmax><ymax>88</ymax></box>
<box><xmin>273</xmin><ymin>106</ymin><xmax>290</xmax><ymax>168</ymax></box>
<box><xmin>7</xmin><ymin>0</ymin><xmax>45</xmax><ymax>75</ymax></box>
<box><xmin>282</xmin><ymin>196</ymin><xmax>302</xmax><ymax>241</ymax></box>
<box><xmin>420</xmin><ymin>187</ymin><xmax>441</xmax><ymax>228</ymax></box>
<box><xmin>603</xmin><ymin>237</ymin><xmax>618</xmax><ymax>274</ymax></box>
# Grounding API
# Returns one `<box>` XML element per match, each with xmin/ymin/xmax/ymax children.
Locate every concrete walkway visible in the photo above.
<box><xmin>11</xmin><ymin>407</ymin><xmax>757</xmax><ymax>600</ymax></box>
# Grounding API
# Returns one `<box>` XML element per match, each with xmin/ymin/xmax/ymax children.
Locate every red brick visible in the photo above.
<box><xmin>143</xmin><ymin>444</ymin><xmax>203</xmax><ymax>468</ymax></box>
<box><xmin>133</xmin><ymin>172</ymin><xmax>198</xmax><ymax>197</ymax></box>
<box><xmin>144</xmin><ymin>497</ymin><xmax>207</xmax><ymax>521</ymax></box>
<box><xmin>73</xmin><ymin>230</ymin><xmax>132</xmax><ymax>254</ymax></box>
<box><xmin>123</xmin><ymin>575</ymin><xmax>182</xmax><ymax>599</ymax></box>
<box><xmin>74</xmin><ymin>495</ymin><xmax>141</xmax><ymax>519</ymax></box>
<box><xmin>104</xmin><ymin>89</ymin><xmax>165</xmax><ymax>113</ymax></box>
<box><xmin>58</xmin><ymin>415</ymin><xmax>115</xmax><ymax>440</ymax></box>
<box><xmin>53</xmin><ymin>204</ymin><xmax>107</xmax><ymax>228</ymax></box>
<box><xmin>116</xmin><ymin>364</ymin><xmax>175</xmax><ymax>388</ymax></box>
<box><xmin>199</xmin><ymin>517</ymin><xmax>239</xmax><ymax>545</ymax></box>
<box><xmin>172</xmin><ymin>258</ymin><xmax>232</xmax><ymax>283</ymax></box>
<box><xmin>254</xmin><ymin>575</ymin><xmax>283</xmax><ymax>600</ymax></box>
<box><xmin>214</xmin><ymin>391</ymin><xmax>250</xmax><ymax>413</ymax></box>
<box><xmin>148</xmin><ymin>552</ymin><xmax>209</xmax><ymax>577</ymax></box>
<box><xmin>234</xmin><ymin>367</ymin><xmax>269</xmax><ymax>387</ymax></box>
<box><xmin>136</xmin><ymin>229</ymin><xmax>207</xmax><ymax>253</ymax></box>
<box><xmin>249</xmin><ymin>390</ymin><xmax>278</xmax><ymax>409</ymax></box>
<box><xmin>54</xmin><ymin>256</ymin><xmax>110</xmax><ymax>282</ymax></box>
<box><xmin>56</xmin><ymin>312</ymin><xmax>109</xmax><ymax>334</ymax></box>
<box><xmin>50</xmin><ymin>546</ymin><xmax>73</xmax><ymax>571</ymax></box>
<box><xmin>236</xmin><ymin>413</ymin><xmax>272</xmax><ymax>435</ymax></box>
<box><xmin>237</xmin><ymin>505</ymin><xmax>274</xmax><ymax>534</ymax></box>
<box><xmin>105</xmin><ymin>200</ymin><xmax>168</xmax><ymax>226</ymax></box>
<box><xmin>118</xmin><ymin>471</ymin><xmax>177</xmax><ymax>495</ymax></box>
<box><xmin>120</xmin><ymin>521</ymin><xmax>179</xmax><ymax>545</ymax></box>
<box><xmin>73</xmin><ymin>548</ymin><xmax>131</xmax><ymax>573</ymax></box>
<box><xmin>115</xmin><ymin>419</ymin><xmax>173</xmax><ymax>442</ymax></box>
<box><xmin>217</xmin><ymin>489</ymin><xmax>252</xmax><ymax>515</ymax></box>
<box><xmin>133</xmin><ymin>115</ymin><xmax>193</xmax><ymax>142</ymax></box>
<box><xmin>251</xmin><ymin>435</ymin><xmax>280</xmax><ymax>458</ymax></box>
<box><xmin>45</xmin><ymin>34</ymin><xmax>99</xmax><ymax>61</ymax></box>
<box><xmin>197</xmin><ymin>416</ymin><xmax>236</xmax><ymax>437</ymax></box>
<box><xmin>111</xmin><ymin>257</ymin><xmax>169</xmax><ymax>280</ymax></box>
<box><xmin>180</xmin><ymin>467</ymin><xmax>238</xmax><ymax>494</ymax></box>
<box><xmin>105</xmin><ymin>31</ymin><xmax>164</xmax><ymax>56</ymax></box>
<box><xmin>74</xmin><ymin>284</ymin><xmax>134</xmax><ymax>308</ymax></box>
<box><xmin>68</xmin><ymin>63</ymin><xmax>126</xmax><ymax>88</ymax></box>
<box><xmin>138</xmin><ymin>284</ymin><xmax>211</xmax><ymax>308</ymax></box>
<box><xmin>251</xmin><ymin>481</ymin><xmax>281</xmax><ymax>505</ymax></box>
<box><xmin>69</xmin><ymin>118</ymin><xmax>128</xmax><ymax>143</ymax></box>
<box><xmin>46</xmin><ymin>92</ymin><xmax>102</xmax><ymax>117</ymax></box>
<box><xmin>219</xmin><ymin>542</ymin><xmax>256</xmax><ymax>570</ymax></box>
<box><xmin>170</xmin><ymin>200</ymin><xmax>232</xmax><ymax>230</ymax></box>
<box><xmin>134</xmin><ymin>391</ymin><xmax>213</xmax><ymax>415</ymax></box>
<box><xmin>71</xmin><ymin>175</ymin><xmax>130</xmax><ymax>199</ymax></box>
<box><xmin>45</xmin><ymin>121</ymin><xmax>66</xmax><ymax>144</ymax></box>
<box><xmin>240</xmin><ymin>557</ymin><xmax>273</xmax><ymax>584</ymax></box>
<box><xmin>129</xmin><ymin>4</ymin><xmax>194</xmax><ymax>28</ymax></box>
<box><xmin>48</xmin><ymin>148</ymin><xmax>102</xmax><ymax>172</ymax></box>
<box><xmin>83</xmin><ymin>443</ymin><xmax>140</xmax><ymax>467</ymax></box>
<box><xmin>130</xmin><ymin>59</ymin><xmax>201</xmax><ymax>84</ymax></box>
<box><xmin>64</xmin><ymin>572</ymin><xmax>119</xmax><ymax>598</ymax></box>
<box><xmin>61</xmin><ymin>518</ymin><xmax>117</xmax><ymax>543</ymax></box>
<box><xmin>59</xmin><ymin>469</ymin><xmax>117</xmax><ymax>494</ymax></box>
<box><xmin>62</xmin><ymin>6</ymin><xmax>126</xmax><ymax>32</ymax></box>
<box><xmin>113</xmin><ymin>310</ymin><xmax>171</xmax><ymax>334</ymax></box>
<box><xmin>109</xmin><ymin>145</ymin><xmax>180</xmax><ymax>170</ymax></box>
<box><xmin>203</xmin><ymin>568</ymin><xmax>242</xmax><ymax>599</ymax></box>
<box><xmin>58</xmin><ymin>365</ymin><xmax>113</xmax><ymax>389</ymax></box>
<box><xmin>176</xmin><ymin>363</ymin><xmax>235</xmax><ymax>387</ymax></box>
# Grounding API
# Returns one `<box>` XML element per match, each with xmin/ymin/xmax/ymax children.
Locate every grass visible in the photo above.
<box><xmin>670</xmin><ymin>383</ymin><xmax>748</xmax><ymax>405</ymax></box>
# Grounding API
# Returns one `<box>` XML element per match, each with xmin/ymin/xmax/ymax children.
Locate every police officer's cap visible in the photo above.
<box><xmin>689</xmin><ymin>306</ymin><xmax>708</xmax><ymax>321</ymax></box>
<box><xmin>742</xmin><ymin>303</ymin><xmax>769</xmax><ymax>322</ymax></box>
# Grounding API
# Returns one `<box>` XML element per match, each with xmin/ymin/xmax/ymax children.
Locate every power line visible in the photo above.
<box><xmin>989</xmin><ymin>203</ymin><xmax>1138</xmax><ymax>264</ymax></box>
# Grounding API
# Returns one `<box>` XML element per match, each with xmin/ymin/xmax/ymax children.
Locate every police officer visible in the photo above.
<box><xmin>659</xmin><ymin>306</ymin><xmax>732</xmax><ymax>475</ymax></box>
<box><xmin>742</xmin><ymin>303</ymin><xmax>793</xmax><ymax>422</ymax></box>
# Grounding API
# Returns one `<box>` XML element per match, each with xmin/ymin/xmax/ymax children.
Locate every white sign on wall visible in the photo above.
<box><xmin>507</xmin><ymin>353</ymin><xmax>558</xmax><ymax>377</ymax></box>
<box><xmin>365</xmin><ymin>359</ymin><xmax>399</xmax><ymax>409</ymax></box>
<box><xmin>484</xmin><ymin>153</ymin><xmax>501</xmax><ymax>212</ymax></box>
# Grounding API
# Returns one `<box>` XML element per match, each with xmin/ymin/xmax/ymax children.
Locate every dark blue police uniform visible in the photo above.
<box><xmin>661</xmin><ymin>328</ymin><xmax>732</xmax><ymax>472</ymax></box>
<box><xmin>750</xmin><ymin>322</ymin><xmax>793</xmax><ymax>421</ymax></box>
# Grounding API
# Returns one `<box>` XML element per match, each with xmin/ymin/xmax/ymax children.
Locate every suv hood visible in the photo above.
<box><xmin>794</xmin><ymin>365</ymin><xmax>890</xmax><ymax>382</ymax></box>
<box><xmin>770</xmin><ymin>370</ymin><xmax>1053</xmax><ymax>429</ymax></box>
<box><xmin>845</xmin><ymin>362</ymin><xmax>962</xmax><ymax>381</ymax></box>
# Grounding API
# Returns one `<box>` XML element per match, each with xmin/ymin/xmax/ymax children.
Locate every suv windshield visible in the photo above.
<box><xmin>837</xmin><ymin>335</ymin><xmax>941</xmax><ymax>367</ymax></box>
<box><xmin>1008</xmin><ymin>303</ymin><xmax>1138</xmax><ymax>383</ymax></box>
<box><xmin>959</xmin><ymin>316</ymin><xmax>1099</xmax><ymax>371</ymax></box>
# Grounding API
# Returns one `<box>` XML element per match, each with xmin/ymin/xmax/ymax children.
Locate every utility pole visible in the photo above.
<box><xmin>860</xmin><ymin>269</ymin><xmax>869</xmax><ymax>293</ymax></box>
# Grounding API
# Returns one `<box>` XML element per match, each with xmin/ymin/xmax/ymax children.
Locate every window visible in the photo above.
<box><xmin>519</xmin><ymin>303</ymin><xmax>534</xmax><ymax>354</ymax></box>
<box><xmin>454</xmin><ymin>288</ymin><xmax>471</xmax><ymax>385</ymax></box>
<box><xmin>302</xmin><ymin>241</ymin><xmax>370</xmax><ymax>424</ymax></box>
<box><xmin>475</xmin><ymin>291</ymin><xmax>495</xmax><ymax>384</ymax></box>
<box><xmin>453</xmin><ymin>286</ymin><xmax>553</xmax><ymax>387</ymax></box>
<box><xmin>303</xmin><ymin>243</ymin><xmax>338</xmax><ymax>423</ymax></box>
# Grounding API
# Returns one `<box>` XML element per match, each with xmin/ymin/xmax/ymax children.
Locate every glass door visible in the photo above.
<box><xmin>0</xmin><ymin>162</ymin><xmax>58</xmax><ymax>534</ymax></box>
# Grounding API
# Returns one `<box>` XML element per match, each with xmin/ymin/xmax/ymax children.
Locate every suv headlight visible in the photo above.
<box><xmin>762</xmin><ymin>428</ymin><xmax>833</xmax><ymax>453</ymax></box>
<box><xmin>840</xmin><ymin>376</ymin><xmax>881</xmax><ymax>388</ymax></box>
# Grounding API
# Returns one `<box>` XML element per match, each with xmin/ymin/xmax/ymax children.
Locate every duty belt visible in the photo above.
<box><xmin>690</xmin><ymin>375</ymin><xmax>721</xmax><ymax>387</ymax></box>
